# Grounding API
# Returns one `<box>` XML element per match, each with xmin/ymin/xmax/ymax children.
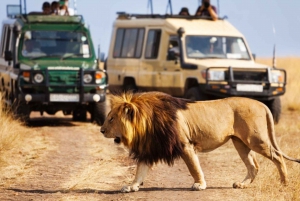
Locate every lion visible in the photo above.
<box><xmin>100</xmin><ymin>91</ymin><xmax>300</xmax><ymax>193</ymax></box>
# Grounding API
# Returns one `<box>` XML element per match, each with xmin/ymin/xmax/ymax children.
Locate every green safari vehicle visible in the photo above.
<box><xmin>0</xmin><ymin>6</ymin><xmax>107</xmax><ymax>124</ymax></box>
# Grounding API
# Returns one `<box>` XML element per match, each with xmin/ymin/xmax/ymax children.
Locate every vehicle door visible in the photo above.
<box><xmin>0</xmin><ymin>24</ymin><xmax>15</xmax><ymax>93</ymax></box>
<box><xmin>160</xmin><ymin>35</ymin><xmax>183</xmax><ymax>96</ymax></box>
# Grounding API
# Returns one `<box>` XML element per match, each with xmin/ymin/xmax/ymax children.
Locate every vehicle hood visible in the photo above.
<box><xmin>20</xmin><ymin>59</ymin><xmax>96</xmax><ymax>70</ymax></box>
<box><xmin>186</xmin><ymin>59</ymin><xmax>270</xmax><ymax>69</ymax></box>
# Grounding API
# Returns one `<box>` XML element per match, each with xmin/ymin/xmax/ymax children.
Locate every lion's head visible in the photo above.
<box><xmin>100</xmin><ymin>91</ymin><xmax>192</xmax><ymax>165</ymax></box>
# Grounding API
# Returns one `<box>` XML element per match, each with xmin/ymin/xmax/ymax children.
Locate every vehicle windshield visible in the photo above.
<box><xmin>21</xmin><ymin>30</ymin><xmax>91</xmax><ymax>58</ymax></box>
<box><xmin>185</xmin><ymin>35</ymin><xmax>250</xmax><ymax>60</ymax></box>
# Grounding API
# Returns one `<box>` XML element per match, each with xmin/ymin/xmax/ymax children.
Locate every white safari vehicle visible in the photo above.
<box><xmin>105</xmin><ymin>12</ymin><xmax>286</xmax><ymax>123</ymax></box>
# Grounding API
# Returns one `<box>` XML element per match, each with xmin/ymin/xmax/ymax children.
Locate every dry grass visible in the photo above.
<box><xmin>0</xmin><ymin>95</ymin><xmax>29</xmax><ymax>167</ymax></box>
<box><xmin>249</xmin><ymin>57</ymin><xmax>300</xmax><ymax>200</ymax></box>
<box><xmin>256</xmin><ymin>57</ymin><xmax>300</xmax><ymax>111</ymax></box>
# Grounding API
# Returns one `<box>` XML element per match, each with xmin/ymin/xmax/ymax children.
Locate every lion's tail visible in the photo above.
<box><xmin>266</xmin><ymin>106</ymin><xmax>300</xmax><ymax>163</ymax></box>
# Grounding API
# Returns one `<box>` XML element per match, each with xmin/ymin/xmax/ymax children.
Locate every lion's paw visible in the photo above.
<box><xmin>121</xmin><ymin>185</ymin><xmax>140</xmax><ymax>193</ymax></box>
<box><xmin>192</xmin><ymin>182</ymin><xmax>206</xmax><ymax>191</ymax></box>
<box><xmin>233</xmin><ymin>182</ymin><xmax>246</xmax><ymax>189</ymax></box>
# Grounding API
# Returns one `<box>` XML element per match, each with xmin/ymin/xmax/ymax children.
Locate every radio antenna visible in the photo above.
<box><xmin>148</xmin><ymin>0</ymin><xmax>153</xmax><ymax>14</ymax></box>
<box><xmin>272</xmin><ymin>25</ymin><xmax>276</xmax><ymax>68</ymax></box>
<box><xmin>73</xmin><ymin>0</ymin><xmax>77</xmax><ymax>14</ymax></box>
<box><xmin>217</xmin><ymin>0</ymin><xmax>220</xmax><ymax>16</ymax></box>
<box><xmin>165</xmin><ymin>0</ymin><xmax>173</xmax><ymax>15</ymax></box>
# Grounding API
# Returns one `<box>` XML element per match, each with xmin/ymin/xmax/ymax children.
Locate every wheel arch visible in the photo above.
<box><xmin>184</xmin><ymin>77</ymin><xmax>199</xmax><ymax>94</ymax></box>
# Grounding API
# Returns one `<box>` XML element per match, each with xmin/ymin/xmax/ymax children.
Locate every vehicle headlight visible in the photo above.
<box><xmin>271</xmin><ymin>70</ymin><xmax>284</xmax><ymax>83</ymax></box>
<box><xmin>95</xmin><ymin>71</ymin><xmax>106</xmax><ymax>84</ymax></box>
<box><xmin>33</xmin><ymin>73</ymin><xmax>44</xmax><ymax>83</ymax></box>
<box><xmin>208</xmin><ymin>71</ymin><xmax>225</xmax><ymax>81</ymax></box>
<box><xmin>83</xmin><ymin>74</ymin><xmax>93</xmax><ymax>83</ymax></box>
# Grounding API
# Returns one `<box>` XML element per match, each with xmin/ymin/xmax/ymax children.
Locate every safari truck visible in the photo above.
<box><xmin>0</xmin><ymin>5</ymin><xmax>107</xmax><ymax>124</ymax></box>
<box><xmin>105</xmin><ymin>12</ymin><xmax>286</xmax><ymax>123</ymax></box>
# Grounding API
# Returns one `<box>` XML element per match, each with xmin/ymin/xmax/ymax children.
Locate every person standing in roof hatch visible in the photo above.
<box><xmin>178</xmin><ymin>7</ymin><xmax>190</xmax><ymax>16</ymax></box>
<box><xmin>195</xmin><ymin>0</ymin><xmax>218</xmax><ymax>21</ymax></box>
<box><xmin>42</xmin><ymin>2</ymin><xmax>52</xmax><ymax>14</ymax></box>
<box><xmin>58</xmin><ymin>0</ymin><xmax>75</xmax><ymax>16</ymax></box>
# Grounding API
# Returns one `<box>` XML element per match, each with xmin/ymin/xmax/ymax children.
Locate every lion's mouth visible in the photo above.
<box><xmin>114</xmin><ymin>137</ymin><xmax>121</xmax><ymax>144</ymax></box>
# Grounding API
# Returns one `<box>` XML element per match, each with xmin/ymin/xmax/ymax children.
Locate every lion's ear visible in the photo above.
<box><xmin>123</xmin><ymin>104</ymin><xmax>134</xmax><ymax>121</ymax></box>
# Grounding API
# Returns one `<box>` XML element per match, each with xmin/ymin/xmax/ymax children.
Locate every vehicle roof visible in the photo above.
<box><xmin>2</xmin><ymin>18</ymin><xmax>17</xmax><ymax>26</ymax></box>
<box><xmin>2</xmin><ymin>15</ymin><xmax>85</xmax><ymax>26</ymax></box>
<box><xmin>114</xmin><ymin>14</ymin><xmax>244</xmax><ymax>37</ymax></box>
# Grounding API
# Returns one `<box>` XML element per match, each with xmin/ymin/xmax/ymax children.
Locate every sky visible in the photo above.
<box><xmin>1</xmin><ymin>0</ymin><xmax>300</xmax><ymax>58</ymax></box>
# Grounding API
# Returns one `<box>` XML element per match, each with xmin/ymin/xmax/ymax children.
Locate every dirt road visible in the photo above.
<box><xmin>0</xmin><ymin>111</ymin><xmax>299</xmax><ymax>201</ymax></box>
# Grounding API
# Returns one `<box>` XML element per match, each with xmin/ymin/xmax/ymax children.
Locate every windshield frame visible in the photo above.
<box><xmin>184</xmin><ymin>35</ymin><xmax>251</xmax><ymax>61</ymax></box>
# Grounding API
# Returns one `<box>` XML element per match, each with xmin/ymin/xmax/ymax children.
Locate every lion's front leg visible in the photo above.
<box><xmin>181</xmin><ymin>145</ymin><xmax>206</xmax><ymax>190</ymax></box>
<box><xmin>121</xmin><ymin>162</ymin><xmax>150</xmax><ymax>193</ymax></box>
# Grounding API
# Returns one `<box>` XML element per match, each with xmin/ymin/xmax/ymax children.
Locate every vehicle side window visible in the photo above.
<box><xmin>167</xmin><ymin>35</ymin><xmax>179</xmax><ymax>60</ymax></box>
<box><xmin>113</xmin><ymin>28</ymin><xmax>145</xmax><ymax>58</ymax></box>
<box><xmin>0</xmin><ymin>26</ymin><xmax>8</xmax><ymax>57</ymax></box>
<box><xmin>5</xmin><ymin>27</ymin><xmax>12</xmax><ymax>52</ymax></box>
<box><xmin>145</xmin><ymin>29</ymin><xmax>161</xmax><ymax>59</ymax></box>
<box><xmin>135</xmin><ymin>29</ymin><xmax>144</xmax><ymax>58</ymax></box>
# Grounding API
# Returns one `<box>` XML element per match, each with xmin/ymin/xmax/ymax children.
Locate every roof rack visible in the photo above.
<box><xmin>19</xmin><ymin>14</ymin><xmax>85</xmax><ymax>24</ymax></box>
<box><xmin>116</xmin><ymin>12</ymin><xmax>226</xmax><ymax>20</ymax></box>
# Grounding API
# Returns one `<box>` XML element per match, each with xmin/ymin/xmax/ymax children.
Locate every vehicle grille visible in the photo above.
<box><xmin>225</xmin><ymin>70</ymin><xmax>268</xmax><ymax>82</ymax></box>
<box><xmin>48</xmin><ymin>70</ymin><xmax>80</xmax><ymax>85</ymax></box>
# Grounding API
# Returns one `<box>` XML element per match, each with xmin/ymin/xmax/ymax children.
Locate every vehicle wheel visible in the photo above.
<box><xmin>13</xmin><ymin>101</ymin><xmax>31</xmax><ymax>123</ymax></box>
<box><xmin>266</xmin><ymin>97</ymin><xmax>281</xmax><ymax>124</ymax></box>
<box><xmin>123</xmin><ymin>84</ymin><xmax>138</xmax><ymax>93</ymax></box>
<box><xmin>90</xmin><ymin>101</ymin><xmax>106</xmax><ymax>125</ymax></box>
<box><xmin>184</xmin><ymin>87</ymin><xmax>208</xmax><ymax>101</ymax></box>
<box><xmin>72</xmin><ymin>109</ymin><xmax>87</xmax><ymax>121</ymax></box>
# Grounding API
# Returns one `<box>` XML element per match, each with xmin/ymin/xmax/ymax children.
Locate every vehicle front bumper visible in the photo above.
<box><xmin>18</xmin><ymin>92</ymin><xmax>106</xmax><ymax>103</ymax></box>
<box><xmin>202</xmin><ymin>66</ymin><xmax>286</xmax><ymax>101</ymax></box>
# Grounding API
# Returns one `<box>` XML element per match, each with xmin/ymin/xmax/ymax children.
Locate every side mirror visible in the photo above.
<box><xmin>252</xmin><ymin>53</ymin><xmax>256</xmax><ymax>61</ymax></box>
<box><xmin>4</xmin><ymin>51</ymin><xmax>13</xmax><ymax>62</ymax></box>
<box><xmin>167</xmin><ymin>50</ymin><xmax>177</xmax><ymax>61</ymax></box>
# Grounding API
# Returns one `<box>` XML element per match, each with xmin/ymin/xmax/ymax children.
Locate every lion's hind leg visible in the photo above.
<box><xmin>231</xmin><ymin>137</ymin><xmax>259</xmax><ymax>189</ymax></box>
<box><xmin>249</xmin><ymin>141</ymin><xmax>288</xmax><ymax>185</ymax></box>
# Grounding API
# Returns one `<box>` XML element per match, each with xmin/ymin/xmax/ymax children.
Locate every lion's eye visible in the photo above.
<box><xmin>109</xmin><ymin>117</ymin><xmax>114</xmax><ymax>123</ymax></box>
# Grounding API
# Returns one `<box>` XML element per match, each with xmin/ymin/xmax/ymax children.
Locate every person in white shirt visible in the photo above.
<box><xmin>58</xmin><ymin>0</ymin><xmax>74</xmax><ymax>16</ymax></box>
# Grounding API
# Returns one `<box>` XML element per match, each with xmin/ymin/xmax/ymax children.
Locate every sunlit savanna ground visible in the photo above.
<box><xmin>0</xmin><ymin>57</ymin><xmax>299</xmax><ymax>200</ymax></box>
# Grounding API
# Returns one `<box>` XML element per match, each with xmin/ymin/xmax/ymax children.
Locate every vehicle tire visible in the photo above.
<box><xmin>72</xmin><ymin>109</ymin><xmax>87</xmax><ymax>122</ymax></box>
<box><xmin>123</xmin><ymin>83</ymin><xmax>138</xmax><ymax>93</ymax></box>
<box><xmin>13</xmin><ymin>101</ymin><xmax>31</xmax><ymax>123</ymax></box>
<box><xmin>184</xmin><ymin>87</ymin><xmax>208</xmax><ymax>101</ymax></box>
<box><xmin>90</xmin><ymin>101</ymin><xmax>106</xmax><ymax>126</ymax></box>
<box><xmin>266</xmin><ymin>97</ymin><xmax>281</xmax><ymax>124</ymax></box>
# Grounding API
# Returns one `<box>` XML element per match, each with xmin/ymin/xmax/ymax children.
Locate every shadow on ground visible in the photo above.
<box><xmin>7</xmin><ymin>186</ymin><xmax>233</xmax><ymax>195</ymax></box>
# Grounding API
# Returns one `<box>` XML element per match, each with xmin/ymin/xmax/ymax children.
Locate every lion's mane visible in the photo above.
<box><xmin>111</xmin><ymin>92</ymin><xmax>192</xmax><ymax>166</ymax></box>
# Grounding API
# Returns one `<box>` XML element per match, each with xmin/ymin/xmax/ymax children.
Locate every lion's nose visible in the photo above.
<box><xmin>100</xmin><ymin>128</ymin><xmax>105</xmax><ymax>134</ymax></box>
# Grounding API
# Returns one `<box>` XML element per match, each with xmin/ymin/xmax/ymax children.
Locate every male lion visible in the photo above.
<box><xmin>100</xmin><ymin>91</ymin><xmax>300</xmax><ymax>193</ymax></box>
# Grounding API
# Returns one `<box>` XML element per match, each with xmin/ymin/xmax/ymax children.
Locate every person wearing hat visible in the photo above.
<box><xmin>195</xmin><ymin>0</ymin><xmax>218</xmax><ymax>21</ymax></box>
<box><xmin>178</xmin><ymin>7</ymin><xmax>190</xmax><ymax>16</ymax></box>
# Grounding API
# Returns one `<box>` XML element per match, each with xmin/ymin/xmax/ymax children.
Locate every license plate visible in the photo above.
<box><xmin>236</xmin><ymin>84</ymin><xmax>263</xmax><ymax>92</ymax></box>
<box><xmin>50</xmin><ymin>94</ymin><xmax>79</xmax><ymax>102</ymax></box>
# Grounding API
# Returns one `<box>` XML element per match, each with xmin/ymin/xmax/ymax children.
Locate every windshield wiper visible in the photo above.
<box><xmin>61</xmin><ymin>53</ymin><xmax>85</xmax><ymax>60</ymax></box>
<box><xmin>30</xmin><ymin>53</ymin><xmax>62</xmax><ymax>60</ymax></box>
<box><xmin>194</xmin><ymin>56</ymin><xmax>225</xmax><ymax>60</ymax></box>
<box><xmin>235</xmin><ymin>58</ymin><xmax>251</xmax><ymax>60</ymax></box>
